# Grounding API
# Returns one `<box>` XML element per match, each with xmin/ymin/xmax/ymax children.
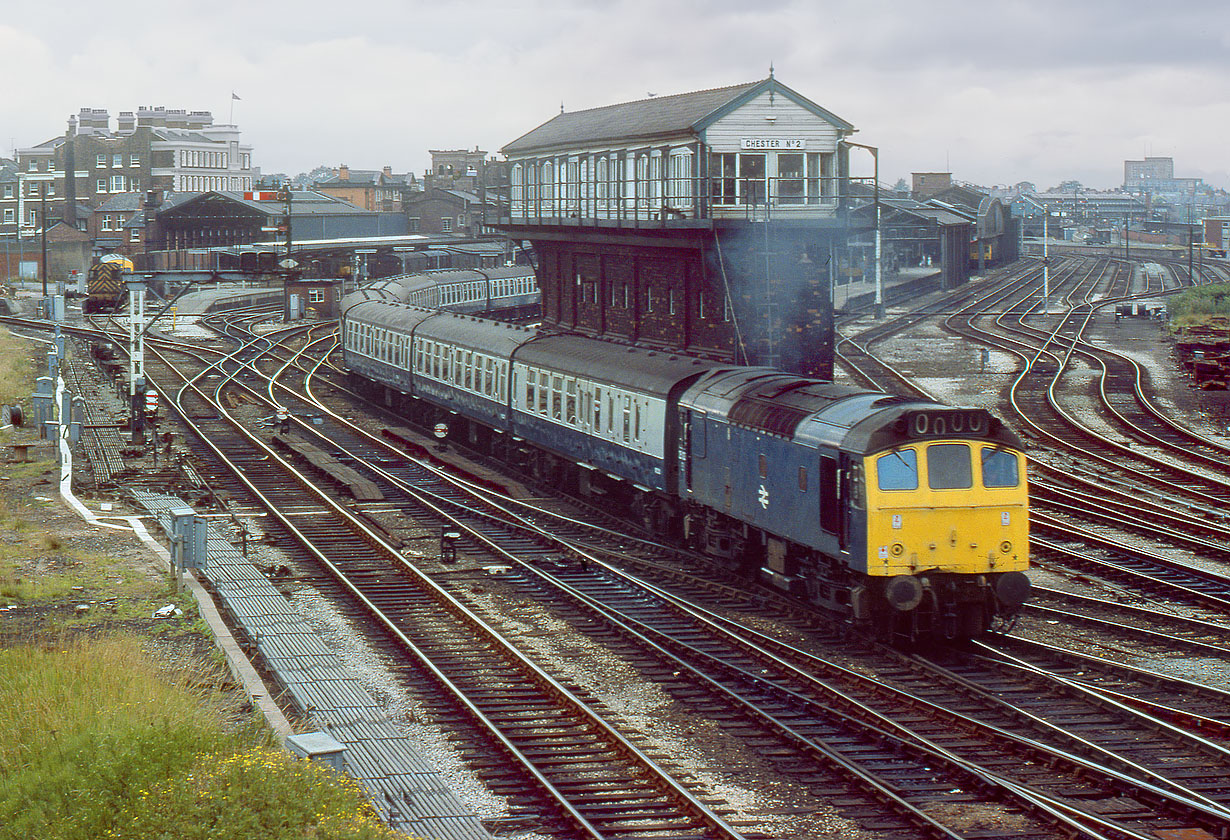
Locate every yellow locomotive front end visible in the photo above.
<box><xmin>863</xmin><ymin>437</ymin><xmax>1029</xmax><ymax>637</ymax></box>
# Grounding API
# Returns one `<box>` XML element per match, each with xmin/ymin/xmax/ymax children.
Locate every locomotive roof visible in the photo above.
<box><xmin>677</xmin><ymin>368</ymin><xmax>1023</xmax><ymax>453</ymax></box>
<box><xmin>680</xmin><ymin>369</ymin><xmax>899</xmax><ymax>440</ymax></box>
<box><xmin>514</xmin><ymin>335</ymin><xmax>727</xmax><ymax>396</ymax></box>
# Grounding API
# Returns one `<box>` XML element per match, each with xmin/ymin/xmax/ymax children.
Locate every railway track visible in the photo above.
<box><xmin>39</xmin><ymin>262</ymin><xmax>1230</xmax><ymax>839</ymax></box>
<box><xmin>141</xmin><ymin>314</ymin><xmax>753</xmax><ymax>840</ymax></box>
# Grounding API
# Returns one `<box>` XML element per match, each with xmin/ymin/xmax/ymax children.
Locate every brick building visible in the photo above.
<box><xmin>405</xmin><ymin>188</ymin><xmax>504</xmax><ymax>236</ymax></box>
<box><xmin>314</xmin><ymin>165</ymin><xmax>416</xmax><ymax>212</ymax></box>
<box><xmin>499</xmin><ymin>75</ymin><xmax>855</xmax><ymax>378</ymax></box>
<box><xmin>12</xmin><ymin>106</ymin><xmax>254</xmax><ymax>235</ymax></box>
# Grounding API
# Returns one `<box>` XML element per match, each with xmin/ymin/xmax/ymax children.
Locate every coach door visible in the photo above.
<box><xmin>678</xmin><ymin>410</ymin><xmax>706</xmax><ymax>494</ymax></box>
<box><xmin>826</xmin><ymin>452</ymin><xmax>846</xmax><ymax>550</ymax></box>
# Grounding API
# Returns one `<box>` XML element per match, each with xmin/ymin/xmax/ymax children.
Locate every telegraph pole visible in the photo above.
<box><xmin>278</xmin><ymin>184</ymin><xmax>293</xmax><ymax>264</ymax></box>
<box><xmin>39</xmin><ymin>184</ymin><xmax>47</xmax><ymax>297</ymax></box>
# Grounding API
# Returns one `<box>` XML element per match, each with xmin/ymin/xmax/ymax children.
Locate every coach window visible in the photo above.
<box><xmin>622</xmin><ymin>395</ymin><xmax>631</xmax><ymax>442</ymax></box>
<box><xmin>538</xmin><ymin>374</ymin><xmax>549</xmax><ymax>415</ymax></box>
<box><xmin>927</xmin><ymin>444</ymin><xmax>972</xmax><ymax>490</ymax></box>
<box><xmin>877</xmin><ymin>449</ymin><xmax>918</xmax><ymax>491</ymax></box>
<box><xmin>565</xmin><ymin>380</ymin><xmax>577</xmax><ymax>425</ymax></box>
<box><xmin>981</xmin><ymin>447</ymin><xmax>1019</xmax><ymax>488</ymax></box>
<box><xmin>594</xmin><ymin>387</ymin><xmax>603</xmax><ymax>434</ymax></box>
<box><xmin>550</xmin><ymin>376</ymin><xmax>562</xmax><ymax>420</ymax></box>
<box><xmin>526</xmin><ymin>370</ymin><xmax>536</xmax><ymax>411</ymax></box>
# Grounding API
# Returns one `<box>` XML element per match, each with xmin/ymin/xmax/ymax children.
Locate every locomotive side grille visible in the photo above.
<box><xmin>727</xmin><ymin>396</ymin><xmax>810</xmax><ymax>437</ymax></box>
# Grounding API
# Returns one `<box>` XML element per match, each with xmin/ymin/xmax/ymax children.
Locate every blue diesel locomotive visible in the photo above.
<box><xmin>341</xmin><ymin>299</ymin><xmax>1029</xmax><ymax>639</ymax></box>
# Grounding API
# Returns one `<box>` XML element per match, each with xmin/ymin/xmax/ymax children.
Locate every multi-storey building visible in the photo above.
<box><xmin>498</xmin><ymin>75</ymin><xmax>854</xmax><ymax>377</ymax></box>
<box><xmin>1124</xmin><ymin>156</ymin><xmax>1176</xmax><ymax>187</ymax></box>
<box><xmin>12</xmin><ymin>106</ymin><xmax>254</xmax><ymax>235</ymax></box>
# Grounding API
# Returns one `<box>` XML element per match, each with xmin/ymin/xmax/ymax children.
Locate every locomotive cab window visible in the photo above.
<box><xmin>927</xmin><ymin>444</ymin><xmax>973</xmax><ymax>490</ymax></box>
<box><xmin>877</xmin><ymin>449</ymin><xmax>918</xmax><ymax>491</ymax></box>
<box><xmin>981</xmin><ymin>447</ymin><xmax>1020</xmax><ymax>488</ymax></box>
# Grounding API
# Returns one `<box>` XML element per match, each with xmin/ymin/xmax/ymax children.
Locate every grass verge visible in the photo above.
<box><xmin>0</xmin><ymin>324</ymin><xmax>408</xmax><ymax>839</ymax></box>
<box><xmin>0</xmin><ymin>636</ymin><xmax>402</xmax><ymax>840</ymax></box>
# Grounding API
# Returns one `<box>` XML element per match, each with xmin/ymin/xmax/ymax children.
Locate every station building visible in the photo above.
<box><xmin>498</xmin><ymin>75</ymin><xmax>857</xmax><ymax>379</ymax></box>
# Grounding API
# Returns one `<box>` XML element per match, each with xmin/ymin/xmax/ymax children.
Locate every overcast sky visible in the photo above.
<box><xmin>3</xmin><ymin>1</ymin><xmax>1227</xmax><ymax>191</ymax></box>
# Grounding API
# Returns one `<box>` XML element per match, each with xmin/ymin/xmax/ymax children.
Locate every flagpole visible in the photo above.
<box><xmin>229</xmin><ymin>94</ymin><xmax>234</xmax><ymax>125</ymax></box>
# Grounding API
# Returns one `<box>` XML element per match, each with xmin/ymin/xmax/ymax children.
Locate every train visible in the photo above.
<box><xmin>339</xmin><ymin>293</ymin><xmax>1030</xmax><ymax>640</ymax></box>
<box><xmin>344</xmin><ymin>266</ymin><xmax>539</xmax><ymax>319</ymax></box>
<box><xmin>84</xmin><ymin>256</ymin><xmax>134</xmax><ymax>314</ymax></box>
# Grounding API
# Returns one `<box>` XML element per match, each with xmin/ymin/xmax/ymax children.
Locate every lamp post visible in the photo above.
<box><xmin>1020</xmin><ymin>194</ymin><xmax>1049</xmax><ymax>315</ymax></box>
<box><xmin>843</xmin><ymin>141</ymin><xmax>882</xmax><ymax>318</ymax></box>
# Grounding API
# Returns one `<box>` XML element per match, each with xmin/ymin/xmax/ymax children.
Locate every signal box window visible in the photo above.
<box><xmin>981</xmin><ymin>448</ymin><xmax>1019</xmax><ymax>488</ymax></box>
<box><xmin>877</xmin><ymin>449</ymin><xmax>918</xmax><ymax>491</ymax></box>
<box><xmin>927</xmin><ymin>444</ymin><xmax>972</xmax><ymax>489</ymax></box>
